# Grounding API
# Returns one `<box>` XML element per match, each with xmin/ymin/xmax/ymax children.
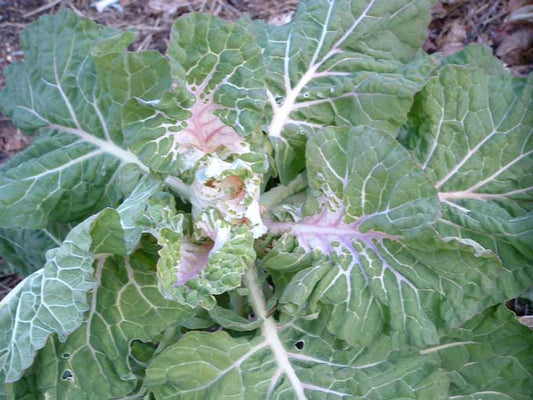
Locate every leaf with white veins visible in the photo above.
<box><xmin>140</xmin><ymin>199</ymin><xmax>256</xmax><ymax>309</ymax></box>
<box><xmin>123</xmin><ymin>13</ymin><xmax>266</xmax><ymax>176</ymax></box>
<box><xmin>402</xmin><ymin>53</ymin><xmax>533</xmax><ymax>303</ymax></box>
<box><xmin>3</xmin><ymin>250</ymin><xmax>192</xmax><ymax>399</ymax></box>
<box><xmin>0</xmin><ymin>218</ymin><xmax>96</xmax><ymax>384</ymax></box>
<box><xmin>249</xmin><ymin>0</ymin><xmax>436</xmax><ymax>182</ymax></box>
<box><xmin>0</xmin><ymin>223</ymin><xmax>70</xmax><ymax>277</ymax></box>
<box><xmin>0</xmin><ymin>176</ymin><xmax>160</xmax><ymax>383</ymax></box>
<box><xmin>145</xmin><ymin>266</ymin><xmax>449</xmax><ymax>400</ymax></box>
<box><xmin>264</xmin><ymin>127</ymin><xmax>502</xmax><ymax>347</ymax></box>
<box><xmin>422</xmin><ymin>305</ymin><xmax>533</xmax><ymax>400</ymax></box>
<box><xmin>0</xmin><ymin>10</ymin><xmax>174</xmax><ymax>228</ymax></box>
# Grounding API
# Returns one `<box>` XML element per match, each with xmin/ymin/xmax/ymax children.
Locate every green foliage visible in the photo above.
<box><xmin>0</xmin><ymin>1</ymin><xmax>532</xmax><ymax>399</ymax></box>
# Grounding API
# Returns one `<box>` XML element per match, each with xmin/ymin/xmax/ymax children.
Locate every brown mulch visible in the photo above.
<box><xmin>425</xmin><ymin>0</ymin><xmax>533</xmax><ymax>77</ymax></box>
<box><xmin>0</xmin><ymin>0</ymin><xmax>532</xmax><ymax>302</ymax></box>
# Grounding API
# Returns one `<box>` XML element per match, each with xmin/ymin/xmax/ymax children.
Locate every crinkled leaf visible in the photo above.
<box><xmin>0</xmin><ymin>10</ymin><xmax>170</xmax><ymax>228</ymax></box>
<box><xmin>0</xmin><ymin>217</ymin><xmax>96</xmax><ymax>384</ymax></box>
<box><xmin>1</xmin><ymin>6</ymin><xmax>531</xmax><ymax>399</ymax></box>
<box><xmin>189</xmin><ymin>155</ymin><xmax>266</xmax><ymax>236</ymax></box>
<box><xmin>123</xmin><ymin>13</ymin><xmax>266</xmax><ymax>176</ymax></box>
<box><xmin>0</xmin><ymin>176</ymin><xmax>160</xmax><ymax>383</ymax></box>
<box><xmin>265</xmin><ymin>127</ymin><xmax>501</xmax><ymax>347</ymax></box>
<box><xmin>441</xmin><ymin>44</ymin><xmax>508</xmax><ymax>78</ymax></box>
<box><xmin>142</xmin><ymin>199</ymin><xmax>256</xmax><ymax>309</ymax></box>
<box><xmin>87</xmin><ymin>175</ymin><xmax>162</xmax><ymax>257</ymax></box>
<box><xmin>402</xmin><ymin>57</ymin><xmax>533</xmax><ymax>302</ymax></box>
<box><xmin>249</xmin><ymin>0</ymin><xmax>436</xmax><ymax>182</ymax></box>
<box><xmin>421</xmin><ymin>305</ymin><xmax>533</xmax><ymax>400</ymax></box>
<box><xmin>146</xmin><ymin>312</ymin><xmax>447</xmax><ymax>399</ymax></box>
<box><xmin>3</xmin><ymin>251</ymin><xmax>192</xmax><ymax>399</ymax></box>
<box><xmin>0</xmin><ymin>223</ymin><xmax>70</xmax><ymax>276</ymax></box>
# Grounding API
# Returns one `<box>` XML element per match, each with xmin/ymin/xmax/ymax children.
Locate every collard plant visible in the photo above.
<box><xmin>0</xmin><ymin>1</ymin><xmax>532</xmax><ymax>399</ymax></box>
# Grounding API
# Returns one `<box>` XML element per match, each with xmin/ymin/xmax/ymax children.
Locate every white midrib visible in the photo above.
<box><xmin>49</xmin><ymin>124</ymin><xmax>190</xmax><ymax>199</ymax></box>
<box><xmin>450</xmin><ymin>391</ymin><xmax>514</xmax><ymax>399</ymax></box>
<box><xmin>42</xmin><ymin>50</ymin><xmax>191</xmax><ymax>198</ymax></box>
<box><xmin>419</xmin><ymin>341</ymin><xmax>477</xmax><ymax>355</ymax></box>
<box><xmin>86</xmin><ymin>256</ymin><xmax>105</xmax><ymax>359</ymax></box>
<box><xmin>20</xmin><ymin>149</ymin><xmax>104</xmax><ymax>181</ymax></box>
<box><xmin>267</xmin><ymin>0</ymin><xmax>376</xmax><ymax>139</ymax></box>
<box><xmin>435</xmin><ymin>97</ymin><xmax>520</xmax><ymax>190</ymax></box>
<box><xmin>244</xmin><ymin>267</ymin><xmax>307</xmax><ymax>400</ymax></box>
<box><xmin>50</xmin><ymin>124</ymin><xmax>145</xmax><ymax>170</ymax></box>
<box><xmin>438</xmin><ymin>186</ymin><xmax>533</xmax><ymax>201</ymax></box>
<box><xmin>436</xmin><ymin>149</ymin><xmax>533</xmax><ymax>201</ymax></box>
<box><xmin>266</xmin><ymin>221</ymin><xmax>400</xmax><ymax>240</ymax></box>
<box><xmin>269</xmin><ymin>65</ymin><xmax>318</xmax><ymax>138</ymax></box>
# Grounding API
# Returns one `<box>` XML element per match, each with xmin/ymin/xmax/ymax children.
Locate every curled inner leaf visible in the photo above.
<box><xmin>175</xmin><ymin>236</ymin><xmax>212</xmax><ymax>286</ymax></box>
<box><xmin>190</xmin><ymin>156</ymin><xmax>266</xmax><ymax>237</ymax></box>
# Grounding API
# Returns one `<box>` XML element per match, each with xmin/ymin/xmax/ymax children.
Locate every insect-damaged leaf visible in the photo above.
<box><xmin>265</xmin><ymin>127</ymin><xmax>502</xmax><ymax>347</ymax></box>
<box><xmin>0</xmin><ymin>177</ymin><xmax>160</xmax><ymax>383</ymax></box>
<box><xmin>3</xmin><ymin>251</ymin><xmax>192</xmax><ymax>399</ymax></box>
<box><xmin>248</xmin><ymin>0</ymin><xmax>436</xmax><ymax>182</ymax></box>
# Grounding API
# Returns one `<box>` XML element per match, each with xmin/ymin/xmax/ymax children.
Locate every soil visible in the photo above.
<box><xmin>0</xmin><ymin>0</ymin><xmax>532</xmax><ymax>303</ymax></box>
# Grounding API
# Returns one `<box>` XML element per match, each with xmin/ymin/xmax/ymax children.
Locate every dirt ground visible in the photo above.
<box><xmin>0</xmin><ymin>0</ymin><xmax>532</xmax><ymax>305</ymax></box>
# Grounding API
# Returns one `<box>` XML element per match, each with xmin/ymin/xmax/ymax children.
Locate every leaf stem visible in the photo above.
<box><xmin>164</xmin><ymin>176</ymin><xmax>191</xmax><ymax>201</ymax></box>
<box><xmin>243</xmin><ymin>265</ymin><xmax>307</xmax><ymax>399</ymax></box>
<box><xmin>260</xmin><ymin>174</ymin><xmax>307</xmax><ymax>209</ymax></box>
<box><xmin>49</xmin><ymin>124</ymin><xmax>192</xmax><ymax>202</ymax></box>
<box><xmin>154</xmin><ymin>326</ymin><xmax>181</xmax><ymax>356</ymax></box>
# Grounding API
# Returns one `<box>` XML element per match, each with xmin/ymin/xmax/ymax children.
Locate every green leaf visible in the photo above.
<box><xmin>207</xmin><ymin>306</ymin><xmax>262</xmax><ymax>332</ymax></box>
<box><xmin>441</xmin><ymin>44</ymin><xmax>508</xmax><ymax>78</ymax></box>
<box><xmin>402</xmin><ymin>61</ymin><xmax>533</xmax><ymax>303</ymax></box>
<box><xmin>0</xmin><ymin>223</ymin><xmax>70</xmax><ymax>276</ymax></box>
<box><xmin>146</xmin><ymin>273</ymin><xmax>448</xmax><ymax>399</ymax></box>
<box><xmin>7</xmin><ymin>251</ymin><xmax>192</xmax><ymax>399</ymax></box>
<box><xmin>0</xmin><ymin>10</ymin><xmax>171</xmax><ymax>229</ymax></box>
<box><xmin>0</xmin><ymin>217</ymin><xmax>96</xmax><ymax>384</ymax></box>
<box><xmin>141</xmin><ymin>198</ymin><xmax>256</xmax><ymax>309</ymax></box>
<box><xmin>1</xmin><ymin>366</ymin><xmax>39</xmax><ymax>400</ymax></box>
<box><xmin>249</xmin><ymin>0</ymin><xmax>436</xmax><ymax>182</ymax></box>
<box><xmin>264</xmin><ymin>127</ymin><xmax>501</xmax><ymax>347</ymax></box>
<box><xmin>0</xmin><ymin>176</ymin><xmax>160</xmax><ymax>383</ymax></box>
<box><xmin>421</xmin><ymin>305</ymin><xmax>533</xmax><ymax>400</ymax></box>
<box><xmin>123</xmin><ymin>13</ymin><xmax>266</xmax><ymax>176</ymax></box>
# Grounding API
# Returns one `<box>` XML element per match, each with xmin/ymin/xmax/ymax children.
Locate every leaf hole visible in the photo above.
<box><xmin>61</xmin><ymin>353</ymin><xmax>71</xmax><ymax>359</ymax></box>
<box><xmin>294</xmin><ymin>340</ymin><xmax>305</xmax><ymax>350</ymax></box>
<box><xmin>61</xmin><ymin>369</ymin><xmax>74</xmax><ymax>382</ymax></box>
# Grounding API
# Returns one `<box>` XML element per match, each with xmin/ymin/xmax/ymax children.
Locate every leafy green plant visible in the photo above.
<box><xmin>0</xmin><ymin>1</ymin><xmax>532</xmax><ymax>398</ymax></box>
